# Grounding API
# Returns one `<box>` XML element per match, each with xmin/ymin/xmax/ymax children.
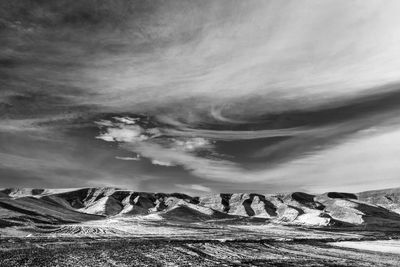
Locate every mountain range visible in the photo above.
<box><xmin>1</xmin><ymin>187</ymin><xmax>400</xmax><ymax>233</ymax></box>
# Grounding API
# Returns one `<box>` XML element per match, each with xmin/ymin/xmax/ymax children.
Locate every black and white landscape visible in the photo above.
<box><xmin>2</xmin><ymin>0</ymin><xmax>400</xmax><ymax>266</ymax></box>
<box><xmin>1</xmin><ymin>187</ymin><xmax>400</xmax><ymax>266</ymax></box>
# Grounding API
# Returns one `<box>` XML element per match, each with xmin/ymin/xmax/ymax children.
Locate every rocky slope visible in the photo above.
<box><xmin>1</xmin><ymin>187</ymin><xmax>400</xmax><ymax>229</ymax></box>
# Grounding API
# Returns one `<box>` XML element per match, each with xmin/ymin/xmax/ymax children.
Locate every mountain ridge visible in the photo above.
<box><xmin>1</xmin><ymin>187</ymin><xmax>400</xmax><ymax>230</ymax></box>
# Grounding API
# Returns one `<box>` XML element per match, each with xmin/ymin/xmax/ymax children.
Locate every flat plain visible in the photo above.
<box><xmin>2</xmin><ymin>235</ymin><xmax>400</xmax><ymax>267</ymax></box>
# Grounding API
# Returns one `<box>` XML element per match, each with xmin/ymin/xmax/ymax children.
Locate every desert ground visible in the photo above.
<box><xmin>2</xmin><ymin>236</ymin><xmax>400</xmax><ymax>267</ymax></box>
<box><xmin>1</xmin><ymin>187</ymin><xmax>400</xmax><ymax>266</ymax></box>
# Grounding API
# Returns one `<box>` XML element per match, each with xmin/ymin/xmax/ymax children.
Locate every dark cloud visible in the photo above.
<box><xmin>2</xmin><ymin>0</ymin><xmax>400</xmax><ymax>192</ymax></box>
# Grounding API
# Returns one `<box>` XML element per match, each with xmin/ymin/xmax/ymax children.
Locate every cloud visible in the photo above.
<box><xmin>151</xmin><ymin>159</ymin><xmax>175</xmax><ymax>167</ymax></box>
<box><xmin>3</xmin><ymin>1</ymin><xmax>400</xmax><ymax>192</ymax></box>
<box><xmin>259</xmin><ymin>125</ymin><xmax>400</xmax><ymax>193</ymax></box>
<box><xmin>70</xmin><ymin>0</ymin><xmax>400</xmax><ymax>117</ymax></box>
<box><xmin>95</xmin><ymin>117</ymin><xmax>162</xmax><ymax>143</ymax></box>
<box><xmin>173</xmin><ymin>138</ymin><xmax>212</xmax><ymax>151</ymax></box>
<box><xmin>115</xmin><ymin>156</ymin><xmax>140</xmax><ymax>161</ymax></box>
<box><xmin>175</xmin><ymin>184</ymin><xmax>212</xmax><ymax>193</ymax></box>
<box><xmin>96</xmin><ymin>126</ymin><xmax>147</xmax><ymax>142</ymax></box>
<box><xmin>113</xmin><ymin>117</ymin><xmax>139</xmax><ymax>125</ymax></box>
<box><xmin>5</xmin><ymin>0</ymin><xmax>400</xmax><ymax>118</ymax></box>
<box><xmin>94</xmin><ymin>116</ymin><xmax>245</xmax><ymax>181</ymax></box>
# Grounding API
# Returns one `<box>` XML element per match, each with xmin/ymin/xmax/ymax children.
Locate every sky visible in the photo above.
<box><xmin>1</xmin><ymin>0</ymin><xmax>400</xmax><ymax>194</ymax></box>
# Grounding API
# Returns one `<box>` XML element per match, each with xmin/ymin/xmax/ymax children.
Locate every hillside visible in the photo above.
<box><xmin>1</xmin><ymin>187</ymin><xmax>400</xmax><ymax>235</ymax></box>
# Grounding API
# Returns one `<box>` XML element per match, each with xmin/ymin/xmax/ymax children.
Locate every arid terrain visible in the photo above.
<box><xmin>1</xmin><ymin>187</ymin><xmax>400</xmax><ymax>266</ymax></box>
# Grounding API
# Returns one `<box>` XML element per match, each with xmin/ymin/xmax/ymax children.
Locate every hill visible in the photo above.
<box><xmin>1</xmin><ymin>187</ymin><xmax>400</xmax><ymax>233</ymax></box>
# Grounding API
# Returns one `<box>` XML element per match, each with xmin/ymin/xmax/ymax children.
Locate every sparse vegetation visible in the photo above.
<box><xmin>1</xmin><ymin>237</ymin><xmax>400</xmax><ymax>267</ymax></box>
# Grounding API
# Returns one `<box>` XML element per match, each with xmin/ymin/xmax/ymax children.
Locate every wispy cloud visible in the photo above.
<box><xmin>3</xmin><ymin>1</ymin><xmax>400</xmax><ymax>192</ymax></box>
<box><xmin>176</xmin><ymin>184</ymin><xmax>212</xmax><ymax>193</ymax></box>
<box><xmin>115</xmin><ymin>156</ymin><xmax>140</xmax><ymax>161</ymax></box>
<box><xmin>151</xmin><ymin>159</ymin><xmax>175</xmax><ymax>167</ymax></box>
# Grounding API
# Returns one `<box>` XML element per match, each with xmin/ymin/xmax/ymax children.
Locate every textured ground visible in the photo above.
<box><xmin>330</xmin><ymin>239</ymin><xmax>400</xmax><ymax>254</ymax></box>
<box><xmin>1</xmin><ymin>237</ymin><xmax>400</xmax><ymax>267</ymax></box>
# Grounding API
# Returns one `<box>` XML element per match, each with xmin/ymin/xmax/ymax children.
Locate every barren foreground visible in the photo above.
<box><xmin>1</xmin><ymin>237</ymin><xmax>400</xmax><ymax>267</ymax></box>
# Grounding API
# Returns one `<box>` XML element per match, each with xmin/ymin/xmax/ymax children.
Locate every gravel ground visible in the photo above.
<box><xmin>1</xmin><ymin>237</ymin><xmax>400</xmax><ymax>267</ymax></box>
